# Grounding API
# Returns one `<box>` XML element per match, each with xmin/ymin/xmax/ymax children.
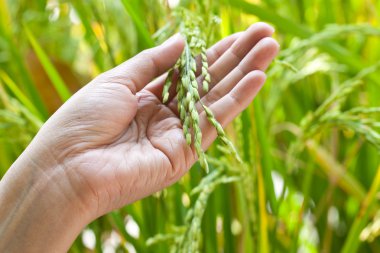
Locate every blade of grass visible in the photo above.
<box><xmin>225</xmin><ymin>0</ymin><xmax>380</xmax><ymax>86</ymax></box>
<box><xmin>24</xmin><ymin>26</ymin><xmax>71</xmax><ymax>102</ymax></box>
<box><xmin>90</xmin><ymin>220</ymin><xmax>103</xmax><ymax>253</ymax></box>
<box><xmin>257</xmin><ymin>163</ymin><xmax>269</xmax><ymax>253</ymax></box>
<box><xmin>68</xmin><ymin>237</ymin><xmax>85</xmax><ymax>253</ymax></box>
<box><xmin>203</xmin><ymin>190</ymin><xmax>218</xmax><ymax>253</ymax></box>
<box><xmin>0</xmin><ymin>145</ymin><xmax>13</xmax><ymax>175</ymax></box>
<box><xmin>221</xmin><ymin>184</ymin><xmax>234</xmax><ymax>252</ymax></box>
<box><xmin>88</xmin><ymin>2</ymin><xmax>116</xmax><ymax>66</ymax></box>
<box><xmin>0</xmin><ymin>0</ymin><xmax>11</xmax><ymax>37</ymax></box>
<box><xmin>0</xmin><ymin>0</ymin><xmax>47</xmax><ymax>117</ymax></box>
<box><xmin>224</xmin><ymin>0</ymin><xmax>310</xmax><ymax>37</ymax></box>
<box><xmin>0</xmin><ymin>71</ymin><xmax>42</xmax><ymax>119</ymax></box>
<box><xmin>70</xmin><ymin>1</ymin><xmax>107</xmax><ymax>72</ymax></box>
<box><xmin>120</xmin><ymin>0</ymin><xmax>154</xmax><ymax>49</ymax></box>
<box><xmin>306</xmin><ymin>140</ymin><xmax>366</xmax><ymax>201</ymax></box>
<box><xmin>253</xmin><ymin>97</ymin><xmax>278</xmax><ymax>214</ymax></box>
<box><xmin>341</xmin><ymin>164</ymin><xmax>380</xmax><ymax>253</ymax></box>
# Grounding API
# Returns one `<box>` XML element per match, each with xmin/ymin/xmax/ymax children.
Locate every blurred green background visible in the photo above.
<box><xmin>1</xmin><ymin>0</ymin><xmax>380</xmax><ymax>252</ymax></box>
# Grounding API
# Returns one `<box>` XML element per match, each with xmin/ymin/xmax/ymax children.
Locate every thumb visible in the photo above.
<box><xmin>101</xmin><ymin>34</ymin><xmax>185</xmax><ymax>94</ymax></box>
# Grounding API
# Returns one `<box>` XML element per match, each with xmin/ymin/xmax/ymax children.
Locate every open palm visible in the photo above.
<box><xmin>31</xmin><ymin>23</ymin><xmax>278</xmax><ymax>217</ymax></box>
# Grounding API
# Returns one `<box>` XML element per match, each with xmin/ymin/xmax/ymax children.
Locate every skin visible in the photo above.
<box><xmin>0</xmin><ymin>22</ymin><xmax>279</xmax><ymax>252</ymax></box>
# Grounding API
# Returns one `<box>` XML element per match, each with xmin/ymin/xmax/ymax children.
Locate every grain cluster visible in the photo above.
<box><xmin>162</xmin><ymin>8</ymin><xmax>240</xmax><ymax>172</ymax></box>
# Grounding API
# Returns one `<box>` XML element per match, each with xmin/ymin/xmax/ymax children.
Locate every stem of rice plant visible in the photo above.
<box><xmin>162</xmin><ymin>7</ymin><xmax>241</xmax><ymax>172</ymax></box>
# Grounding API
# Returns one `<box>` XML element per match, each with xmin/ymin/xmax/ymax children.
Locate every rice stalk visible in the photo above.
<box><xmin>146</xmin><ymin>164</ymin><xmax>239</xmax><ymax>253</ymax></box>
<box><xmin>281</xmin><ymin>24</ymin><xmax>380</xmax><ymax>59</ymax></box>
<box><xmin>162</xmin><ymin>7</ymin><xmax>240</xmax><ymax>172</ymax></box>
<box><xmin>343</xmin><ymin>164</ymin><xmax>380</xmax><ymax>252</ymax></box>
<box><xmin>360</xmin><ymin>211</ymin><xmax>380</xmax><ymax>243</ymax></box>
<box><xmin>287</xmin><ymin>63</ymin><xmax>380</xmax><ymax>171</ymax></box>
<box><xmin>175</xmin><ymin>175</ymin><xmax>240</xmax><ymax>253</ymax></box>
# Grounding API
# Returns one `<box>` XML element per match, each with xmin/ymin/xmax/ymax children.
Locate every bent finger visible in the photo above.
<box><xmin>199</xmin><ymin>70</ymin><xmax>266</xmax><ymax>150</ymax></box>
<box><xmin>145</xmin><ymin>32</ymin><xmax>242</xmax><ymax>100</ymax></box>
<box><xmin>199</xmin><ymin>37</ymin><xmax>279</xmax><ymax>110</ymax></box>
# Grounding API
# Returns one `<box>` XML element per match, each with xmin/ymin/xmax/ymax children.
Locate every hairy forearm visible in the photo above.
<box><xmin>0</xmin><ymin>152</ymin><xmax>90</xmax><ymax>252</ymax></box>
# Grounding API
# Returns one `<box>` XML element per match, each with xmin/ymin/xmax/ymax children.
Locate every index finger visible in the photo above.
<box><xmin>144</xmin><ymin>32</ymin><xmax>242</xmax><ymax>100</ymax></box>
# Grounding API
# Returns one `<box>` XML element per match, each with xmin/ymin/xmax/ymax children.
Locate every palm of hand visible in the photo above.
<box><xmin>56</xmin><ymin>83</ymin><xmax>192</xmax><ymax>215</ymax></box>
<box><xmin>34</xmin><ymin>23</ymin><xmax>278</xmax><ymax>217</ymax></box>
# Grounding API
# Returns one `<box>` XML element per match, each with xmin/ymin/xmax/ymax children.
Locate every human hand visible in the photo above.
<box><xmin>0</xmin><ymin>22</ymin><xmax>278</xmax><ymax>252</ymax></box>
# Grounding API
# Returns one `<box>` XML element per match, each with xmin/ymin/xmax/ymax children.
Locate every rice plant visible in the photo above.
<box><xmin>161</xmin><ymin>6</ymin><xmax>240</xmax><ymax>172</ymax></box>
<box><xmin>1</xmin><ymin>0</ymin><xmax>380</xmax><ymax>252</ymax></box>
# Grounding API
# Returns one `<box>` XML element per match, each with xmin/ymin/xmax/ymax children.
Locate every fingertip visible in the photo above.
<box><xmin>245</xmin><ymin>37</ymin><xmax>279</xmax><ymax>70</ymax></box>
<box><xmin>161</xmin><ymin>33</ymin><xmax>185</xmax><ymax>53</ymax></box>
<box><xmin>229</xmin><ymin>70</ymin><xmax>267</xmax><ymax>104</ymax></box>
<box><xmin>245</xmin><ymin>70</ymin><xmax>267</xmax><ymax>92</ymax></box>
<box><xmin>248</xmin><ymin>69</ymin><xmax>266</xmax><ymax>80</ymax></box>
<box><xmin>261</xmin><ymin>37</ymin><xmax>280</xmax><ymax>61</ymax></box>
<box><xmin>230</xmin><ymin>22</ymin><xmax>276</xmax><ymax>59</ymax></box>
<box><xmin>265</xmin><ymin>37</ymin><xmax>280</xmax><ymax>55</ymax></box>
<box><xmin>259</xmin><ymin>37</ymin><xmax>280</xmax><ymax>50</ymax></box>
<box><xmin>175</xmin><ymin>33</ymin><xmax>186</xmax><ymax>49</ymax></box>
<box><xmin>247</xmin><ymin>22</ymin><xmax>275</xmax><ymax>35</ymax></box>
<box><xmin>199</xmin><ymin>69</ymin><xmax>268</xmax><ymax>149</ymax></box>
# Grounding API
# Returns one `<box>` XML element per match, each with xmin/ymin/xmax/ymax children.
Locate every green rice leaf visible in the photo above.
<box><xmin>24</xmin><ymin>25</ymin><xmax>71</xmax><ymax>102</ymax></box>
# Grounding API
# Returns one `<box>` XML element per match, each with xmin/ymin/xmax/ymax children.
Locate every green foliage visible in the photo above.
<box><xmin>1</xmin><ymin>0</ymin><xmax>380</xmax><ymax>252</ymax></box>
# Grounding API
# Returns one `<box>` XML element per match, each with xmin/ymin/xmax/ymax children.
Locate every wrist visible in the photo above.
<box><xmin>0</xmin><ymin>150</ymin><xmax>92</xmax><ymax>252</ymax></box>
